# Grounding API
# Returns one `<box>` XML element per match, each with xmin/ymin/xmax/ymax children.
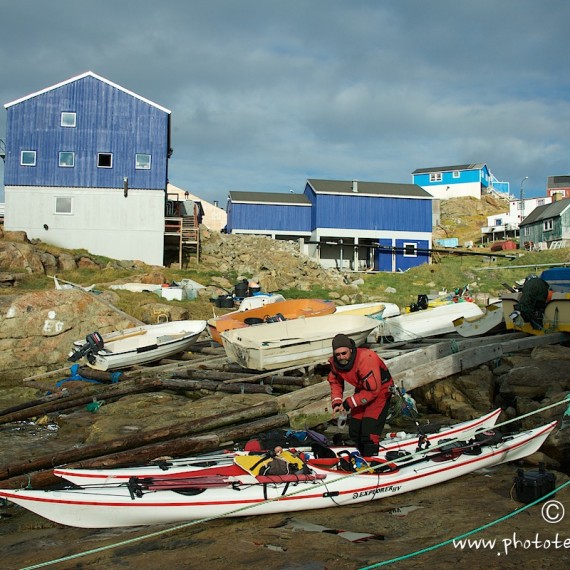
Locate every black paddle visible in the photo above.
<box><xmin>373</xmin><ymin>429</ymin><xmax>504</xmax><ymax>473</ymax></box>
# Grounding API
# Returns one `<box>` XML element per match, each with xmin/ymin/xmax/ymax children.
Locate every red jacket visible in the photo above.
<box><xmin>328</xmin><ymin>348</ymin><xmax>393</xmax><ymax>419</ymax></box>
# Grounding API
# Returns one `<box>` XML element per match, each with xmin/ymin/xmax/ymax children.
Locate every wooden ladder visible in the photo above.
<box><xmin>180</xmin><ymin>210</ymin><xmax>200</xmax><ymax>266</ymax></box>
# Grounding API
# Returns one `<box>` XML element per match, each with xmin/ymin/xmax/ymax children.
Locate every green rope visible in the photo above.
<box><xmin>17</xmin><ymin>394</ymin><xmax>570</xmax><ymax>569</ymax></box>
<box><xmin>358</xmin><ymin>479</ymin><xmax>570</xmax><ymax>569</ymax></box>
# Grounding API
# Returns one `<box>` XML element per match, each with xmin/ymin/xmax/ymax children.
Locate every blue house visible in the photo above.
<box><xmin>227</xmin><ymin>179</ymin><xmax>433</xmax><ymax>272</ymax></box>
<box><xmin>412</xmin><ymin>163</ymin><xmax>509</xmax><ymax>200</ymax></box>
<box><xmin>3</xmin><ymin>71</ymin><xmax>172</xmax><ymax>265</ymax></box>
<box><xmin>226</xmin><ymin>191</ymin><xmax>312</xmax><ymax>238</ymax></box>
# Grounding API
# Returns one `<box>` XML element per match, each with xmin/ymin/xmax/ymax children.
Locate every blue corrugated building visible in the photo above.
<box><xmin>227</xmin><ymin>179</ymin><xmax>433</xmax><ymax>272</ymax></box>
<box><xmin>227</xmin><ymin>191</ymin><xmax>312</xmax><ymax>237</ymax></box>
<box><xmin>3</xmin><ymin>71</ymin><xmax>172</xmax><ymax>265</ymax></box>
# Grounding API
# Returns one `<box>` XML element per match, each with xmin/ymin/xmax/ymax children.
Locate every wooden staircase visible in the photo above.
<box><xmin>164</xmin><ymin>202</ymin><xmax>200</xmax><ymax>267</ymax></box>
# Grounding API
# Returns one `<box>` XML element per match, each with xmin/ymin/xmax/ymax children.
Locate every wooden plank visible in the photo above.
<box><xmin>0</xmin><ymin>415</ymin><xmax>290</xmax><ymax>490</ymax></box>
<box><xmin>396</xmin><ymin>344</ymin><xmax>504</xmax><ymax>390</ymax></box>
<box><xmin>0</xmin><ymin>380</ymin><xmax>163</xmax><ymax>425</ymax></box>
<box><xmin>396</xmin><ymin>332</ymin><xmax>568</xmax><ymax>391</ymax></box>
<box><xmin>0</xmin><ymin>400</ymin><xmax>281</xmax><ymax>481</ymax></box>
<box><xmin>161</xmin><ymin>378</ymin><xmax>273</xmax><ymax>394</ymax></box>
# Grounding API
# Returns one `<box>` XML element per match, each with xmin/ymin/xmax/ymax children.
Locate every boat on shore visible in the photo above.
<box><xmin>0</xmin><ymin>421</ymin><xmax>555</xmax><ymax>528</ymax></box>
<box><xmin>334</xmin><ymin>301</ymin><xmax>400</xmax><ymax>319</ymax></box>
<box><xmin>502</xmin><ymin>268</ymin><xmax>570</xmax><ymax>335</ymax></box>
<box><xmin>53</xmin><ymin>408</ymin><xmax>502</xmax><ymax>485</ymax></box>
<box><xmin>68</xmin><ymin>320</ymin><xmax>207</xmax><ymax>371</ymax></box>
<box><xmin>376</xmin><ymin>301</ymin><xmax>484</xmax><ymax>342</ymax></box>
<box><xmin>208</xmin><ymin>298</ymin><xmax>335</xmax><ymax>344</ymax></box>
<box><xmin>221</xmin><ymin>314</ymin><xmax>379</xmax><ymax>371</ymax></box>
<box><xmin>236</xmin><ymin>293</ymin><xmax>286</xmax><ymax>311</ymax></box>
<box><xmin>453</xmin><ymin>300</ymin><xmax>504</xmax><ymax>337</ymax></box>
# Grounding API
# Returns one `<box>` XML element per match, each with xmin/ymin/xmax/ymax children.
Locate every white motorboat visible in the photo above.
<box><xmin>68</xmin><ymin>320</ymin><xmax>207</xmax><ymax>371</ymax></box>
<box><xmin>376</xmin><ymin>301</ymin><xmax>484</xmax><ymax>342</ymax></box>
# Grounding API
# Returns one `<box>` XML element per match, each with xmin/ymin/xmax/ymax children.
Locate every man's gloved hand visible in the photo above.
<box><xmin>342</xmin><ymin>399</ymin><xmax>351</xmax><ymax>411</ymax></box>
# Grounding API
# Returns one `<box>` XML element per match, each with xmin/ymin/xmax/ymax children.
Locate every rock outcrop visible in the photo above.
<box><xmin>0</xmin><ymin>290</ymin><xmax>138</xmax><ymax>383</ymax></box>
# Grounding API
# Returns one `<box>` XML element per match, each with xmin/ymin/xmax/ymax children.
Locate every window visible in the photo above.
<box><xmin>20</xmin><ymin>150</ymin><xmax>36</xmax><ymax>166</ymax></box>
<box><xmin>97</xmin><ymin>153</ymin><xmax>113</xmax><ymax>168</ymax></box>
<box><xmin>543</xmin><ymin>219</ymin><xmax>553</xmax><ymax>231</ymax></box>
<box><xmin>403</xmin><ymin>243</ymin><xmax>417</xmax><ymax>257</ymax></box>
<box><xmin>429</xmin><ymin>172</ymin><xmax>442</xmax><ymax>182</ymax></box>
<box><xmin>452</xmin><ymin>171</ymin><xmax>460</xmax><ymax>178</ymax></box>
<box><xmin>55</xmin><ymin>196</ymin><xmax>72</xmax><ymax>214</ymax></box>
<box><xmin>135</xmin><ymin>153</ymin><xmax>151</xmax><ymax>169</ymax></box>
<box><xmin>59</xmin><ymin>151</ymin><xmax>75</xmax><ymax>167</ymax></box>
<box><xmin>61</xmin><ymin>112</ymin><xmax>76</xmax><ymax>127</ymax></box>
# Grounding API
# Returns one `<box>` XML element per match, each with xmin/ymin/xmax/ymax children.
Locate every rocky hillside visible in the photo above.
<box><xmin>433</xmin><ymin>194</ymin><xmax>509</xmax><ymax>245</ymax></box>
<box><xmin>199</xmin><ymin>227</ymin><xmax>346</xmax><ymax>292</ymax></box>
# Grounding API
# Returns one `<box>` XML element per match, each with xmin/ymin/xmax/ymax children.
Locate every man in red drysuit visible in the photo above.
<box><xmin>328</xmin><ymin>333</ymin><xmax>394</xmax><ymax>456</ymax></box>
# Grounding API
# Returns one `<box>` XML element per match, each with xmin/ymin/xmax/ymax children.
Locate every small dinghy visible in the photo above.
<box><xmin>220</xmin><ymin>314</ymin><xmax>379</xmax><ymax>371</ymax></box>
<box><xmin>68</xmin><ymin>320</ymin><xmax>207</xmax><ymax>371</ymax></box>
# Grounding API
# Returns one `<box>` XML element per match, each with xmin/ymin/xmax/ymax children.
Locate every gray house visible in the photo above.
<box><xmin>519</xmin><ymin>198</ymin><xmax>570</xmax><ymax>249</ymax></box>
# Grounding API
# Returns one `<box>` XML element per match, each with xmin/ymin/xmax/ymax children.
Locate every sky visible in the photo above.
<box><xmin>1</xmin><ymin>1</ymin><xmax>569</xmax><ymax>206</ymax></box>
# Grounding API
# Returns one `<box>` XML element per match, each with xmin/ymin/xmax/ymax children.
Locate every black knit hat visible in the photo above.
<box><xmin>332</xmin><ymin>333</ymin><xmax>354</xmax><ymax>351</ymax></box>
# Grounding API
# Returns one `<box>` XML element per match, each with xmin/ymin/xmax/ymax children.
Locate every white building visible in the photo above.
<box><xmin>481</xmin><ymin>196</ymin><xmax>552</xmax><ymax>243</ymax></box>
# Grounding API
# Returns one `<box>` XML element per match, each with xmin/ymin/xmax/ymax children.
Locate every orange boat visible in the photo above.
<box><xmin>207</xmin><ymin>298</ymin><xmax>336</xmax><ymax>344</ymax></box>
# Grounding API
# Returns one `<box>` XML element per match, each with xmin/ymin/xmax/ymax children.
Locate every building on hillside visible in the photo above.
<box><xmin>519</xmin><ymin>198</ymin><xmax>570</xmax><ymax>250</ymax></box>
<box><xmin>546</xmin><ymin>175</ymin><xmax>570</xmax><ymax>200</ymax></box>
<box><xmin>481</xmin><ymin>195</ymin><xmax>552</xmax><ymax>244</ymax></box>
<box><xmin>226</xmin><ymin>179</ymin><xmax>433</xmax><ymax>272</ymax></box>
<box><xmin>412</xmin><ymin>163</ymin><xmax>509</xmax><ymax>200</ymax></box>
<box><xmin>226</xmin><ymin>191</ymin><xmax>312</xmax><ymax>239</ymax></box>
<box><xmin>167</xmin><ymin>183</ymin><xmax>227</xmax><ymax>232</ymax></box>
<box><xmin>3</xmin><ymin>71</ymin><xmax>172</xmax><ymax>266</ymax></box>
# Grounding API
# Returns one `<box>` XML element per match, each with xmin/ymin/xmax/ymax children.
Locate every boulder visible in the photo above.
<box><xmin>414</xmin><ymin>366</ymin><xmax>495</xmax><ymax>420</ymax></box>
<box><xmin>0</xmin><ymin>290</ymin><xmax>138</xmax><ymax>384</ymax></box>
<box><xmin>499</xmin><ymin>362</ymin><xmax>570</xmax><ymax>399</ymax></box>
<box><xmin>0</xmin><ymin>241</ymin><xmax>45</xmax><ymax>273</ymax></box>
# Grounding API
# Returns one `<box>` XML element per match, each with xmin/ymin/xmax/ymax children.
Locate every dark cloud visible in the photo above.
<box><xmin>1</xmin><ymin>1</ymin><xmax>569</xmax><ymax>204</ymax></box>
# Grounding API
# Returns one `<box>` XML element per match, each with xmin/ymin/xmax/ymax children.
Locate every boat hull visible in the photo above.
<box><xmin>453</xmin><ymin>301</ymin><xmax>504</xmax><ymax>337</ymax></box>
<box><xmin>221</xmin><ymin>314</ymin><xmax>379</xmax><ymax>371</ymax></box>
<box><xmin>334</xmin><ymin>302</ymin><xmax>400</xmax><ymax>319</ymax></box>
<box><xmin>502</xmin><ymin>292</ymin><xmax>570</xmax><ymax>335</ymax></box>
<box><xmin>208</xmin><ymin>299</ymin><xmax>336</xmax><ymax>344</ymax></box>
<box><xmin>71</xmin><ymin>320</ymin><xmax>207</xmax><ymax>371</ymax></box>
<box><xmin>377</xmin><ymin>302</ymin><xmax>484</xmax><ymax>342</ymax></box>
<box><xmin>0</xmin><ymin>422</ymin><xmax>555</xmax><ymax>528</ymax></box>
<box><xmin>237</xmin><ymin>293</ymin><xmax>286</xmax><ymax>311</ymax></box>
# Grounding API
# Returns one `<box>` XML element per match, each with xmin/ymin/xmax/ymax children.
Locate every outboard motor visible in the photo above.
<box><xmin>417</xmin><ymin>294</ymin><xmax>429</xmax><ymax>310</ymax></box>
<box><xmin>68</xmin><ymin>332</ymin><xmax>105</xmax><ymax>365</ymax></box>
